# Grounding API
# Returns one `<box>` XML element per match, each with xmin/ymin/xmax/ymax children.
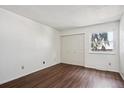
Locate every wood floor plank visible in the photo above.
<box><xmin>0</xmin><ymin>63</ymin><xmax>124</xmax><ymax>88</ymax></box>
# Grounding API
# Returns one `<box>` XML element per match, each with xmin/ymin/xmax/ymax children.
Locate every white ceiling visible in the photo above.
<box><xmin>0</xmin><ymin>5</ymin><xmax>124</xmax><ymax>30</ymax></box>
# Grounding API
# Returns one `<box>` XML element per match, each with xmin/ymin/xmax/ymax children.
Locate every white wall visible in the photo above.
<box><xmin>119</xmin><ymin>14</ymin><xmax>124</xmax><ymax>80</ymax></box>
<box><xmin>0</xmin><ymin>8</ymin><xmax>60</xmax><ymax>84</ymax></box>
<box><xmin>60</xmin><ymin>21</ymin><xmax>120</xmax><ymax>72</ymax></box>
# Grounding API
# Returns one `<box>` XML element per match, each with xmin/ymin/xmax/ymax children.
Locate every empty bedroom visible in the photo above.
<box><xmin>0</xmin><ymin>5</ymin><xmax>124</xmax><ymax>88</ymax></box>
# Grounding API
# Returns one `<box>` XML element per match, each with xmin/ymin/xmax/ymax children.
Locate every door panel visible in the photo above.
<box><xmin>61</xmin><ymin>34</ymin><xmax>84</xmax><ymax>66</ymax></box>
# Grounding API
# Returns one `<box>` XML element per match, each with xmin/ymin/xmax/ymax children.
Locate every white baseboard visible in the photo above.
<box><xmin>61</xmin><ymin>62</ymin><xmax>119</xmax><ymax>73</ymax></box>
<box><xmin>0</xmin><ymin>62</ymin><xmax>60</xmax><ymax>85</ymax></box>
<box><xmin>120</xmin><ymin>72</ymin><xmax>124</xmax><ymax>80</ymax></box>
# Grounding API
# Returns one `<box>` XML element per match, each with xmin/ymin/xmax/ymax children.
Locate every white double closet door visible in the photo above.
<box><xmin>61</xmin><ymin>34</ymin><xmax>85</xmax><ymax>66</ymax></box>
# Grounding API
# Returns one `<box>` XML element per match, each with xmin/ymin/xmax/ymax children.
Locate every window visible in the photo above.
<box><xmin>91</xmin><ymin>32</ymin><xmax>113</xmax><ymax>52</ymax></box>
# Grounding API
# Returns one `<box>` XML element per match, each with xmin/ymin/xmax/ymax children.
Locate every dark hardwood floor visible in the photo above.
<box><xmin>0</xmin><ymin>63</ymin><xmax>124</xmax><ymax>88</ymax></box>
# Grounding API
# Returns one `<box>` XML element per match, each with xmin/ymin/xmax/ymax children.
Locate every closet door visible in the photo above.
<box><xmin>61</xmin><ymin>34</ymin><xmax>85</xmax><ymax>66</ymax></box>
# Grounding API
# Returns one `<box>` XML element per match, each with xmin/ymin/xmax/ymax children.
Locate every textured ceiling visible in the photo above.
<box><xmin>0</xmin><ymin>5</ymin><xmax>124</xmax><ymax>30</ymax></box>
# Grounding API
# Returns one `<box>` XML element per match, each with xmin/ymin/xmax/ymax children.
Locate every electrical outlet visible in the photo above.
<box><xmin>21</xmin><ymin>66</ymin><xmax>24</xmax><ymax>70</ymax></box>
<box><xmin>108</xmin><ymin>62</ymin><xmax>111</xmax><ymax>66</ymax></box>
<box><xmin>43</xmin><ymin>61</ymin><xmax>45</xmax><ymax>64</ymax></box>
